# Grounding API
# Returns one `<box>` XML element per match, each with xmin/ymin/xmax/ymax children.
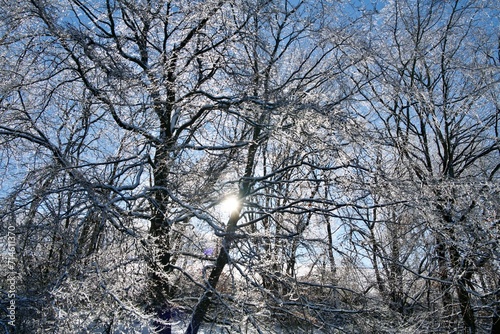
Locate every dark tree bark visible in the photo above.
<box><xmin>185</xmin><ymin>120</ymin><xmax>263</xmax><ymax>334</ymax></box>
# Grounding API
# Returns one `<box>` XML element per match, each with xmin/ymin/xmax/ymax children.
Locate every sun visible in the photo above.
<box><xmin>220</xmin><ymin>195</ymin><xmax>240</xmax><ymax>214</ymax></box>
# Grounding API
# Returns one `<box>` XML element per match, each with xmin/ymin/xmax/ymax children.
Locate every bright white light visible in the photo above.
<box><xmin>220</xmin><ymin>195</ymin><xmax>240</xmax><ymax>214</ymax></box>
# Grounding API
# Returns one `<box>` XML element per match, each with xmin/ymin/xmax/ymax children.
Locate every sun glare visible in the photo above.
<box><xmin>220</xmin><ymin>195</ymin><xmax>240</xmax><ymax>214</ymax></box>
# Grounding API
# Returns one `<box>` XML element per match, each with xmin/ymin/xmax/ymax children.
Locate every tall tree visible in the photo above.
<box><xmin>353</xmin><ymin>0</ymin><xmax>500</xmax><ymax>331</ymax></box>
<box><xmin>1</xmin><ymin>0</ymin><xmax>248</xmax><ymax>332</ymax></box>
<box><xmin>185</xmin><ymin>1</ymin><xmax>362</xmax><ymax>332</ymax></box>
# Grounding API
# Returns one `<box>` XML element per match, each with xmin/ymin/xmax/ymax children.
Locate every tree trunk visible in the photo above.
<box><xmin>449</xmin><ymin>244</ymin><xmax>476</xmax><ymax>334</ymax></box>
<box><xmin>456</xmin><ymin>279</ymin><xmax>476</xmax><ymax>334</ymax></box>
<box><xmin>436</xmin><ymin>236</ymin><xmax>453</xmax><ymax>332</ymax></box>
<box><xmin>389</xmin><ymin>224</ymin><xmax>404</xmax><ymax>314</ymax></box>
<box><xmin>149</xmin><ymin>144</ymin><xmax>175</xmax><ymax>334</ymax></box>
<box><xmin>185</xmin><ymin>211</ymin><xmax>238</xmax><ymax>334</ymax></box>
<box><xmin>185</xmin><ymin>122</ymin><xmax>263</xmax><ymax>334</ymax></box>
<box><xmin>444</xmin><ymin>207</ymin><xmax>477</xmax><ymax>334</ymax></box>
<box><xmin>326</xmin><ymin>220</ymin><xmax>336</xmax><ymax>279</ymax></box>
<box><xmin>185</xmin><ymin>242</ymin><xmax>230</xmax><ymax>334</ymax></box>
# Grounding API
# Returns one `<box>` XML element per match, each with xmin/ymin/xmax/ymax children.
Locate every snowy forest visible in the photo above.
<box><xmin>0</xmin><ymin>0</ymin><xmax>499</xmax><ymax>333</ymax></box>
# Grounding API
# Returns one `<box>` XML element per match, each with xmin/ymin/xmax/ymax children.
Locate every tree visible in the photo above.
<box><xmin>352</xmin><ymin>0</ymin><xmax>500</xmax><ymax>332</ymax></box>
<box><xmin>185</xmin><ymin>1</ymin><xmax>364</xmax><ymax>332</ymax></box>
<box><xmin>1</xmin><ymin>0</ymin><xmax>247</xmax><ymax>332</ymax></box>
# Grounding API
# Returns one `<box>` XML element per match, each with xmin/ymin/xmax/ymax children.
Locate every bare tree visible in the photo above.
<box><xmin>1</xmin><ymin>0</ymin><xmax>248</xmax><ymax>332</ymax></box>
<box><xmin>352</xmin><ymin>0</ymin><xmax>500</xmax><ymax>332</ymax></box>
<box><xmin>184</xmin><ymin>1</ymin><xmax>363</xmax><ymax>332</ymax></box>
